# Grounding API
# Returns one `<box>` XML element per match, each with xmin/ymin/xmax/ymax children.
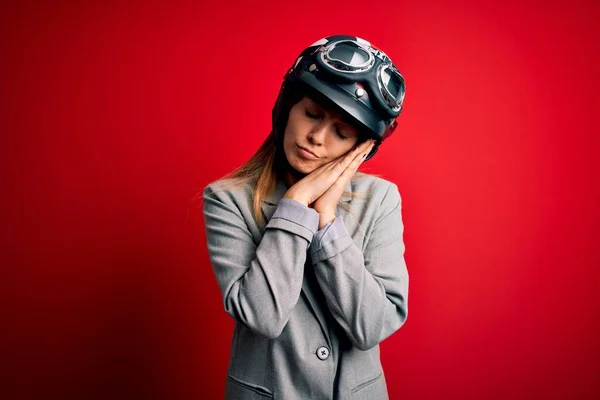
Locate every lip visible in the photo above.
<box><xmin>297</xmin><ymin>145</ymin><xmax>319</xmax><ymax>159</ymax></box>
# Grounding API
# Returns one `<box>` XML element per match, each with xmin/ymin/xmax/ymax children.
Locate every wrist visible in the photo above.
<box><xmin>318</xmin><ymin>212</ymin><xmax>336</xmax><ymax>230</ymax></box>
<box><xmin>282</xmin><ymin>191</ymin><xmax>309</xmax><ymax>207</ymax></box>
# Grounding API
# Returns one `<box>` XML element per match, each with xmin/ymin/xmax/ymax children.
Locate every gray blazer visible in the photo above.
<box><xmin>203</xmin><ymin>173</ymin><xmax>409</xmax><ymax>400</ymax></box>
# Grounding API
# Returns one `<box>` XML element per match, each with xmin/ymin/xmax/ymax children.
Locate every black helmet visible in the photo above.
<box><xmin>272</xmin><ymin>35</ymin><xmax>406</xmax><ymax>160</ymax></box>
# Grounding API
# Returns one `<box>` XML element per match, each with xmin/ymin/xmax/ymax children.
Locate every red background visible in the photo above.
<box><xmin>1</xmin><ymin>1</ymin><xmax>599</xmax><ymax>399</ymax></box>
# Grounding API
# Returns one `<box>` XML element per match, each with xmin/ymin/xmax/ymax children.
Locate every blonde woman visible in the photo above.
<box><xmin>203</xmin><ymin>35</ymin><xmax>409</xmax><ymax>399</ymax></box>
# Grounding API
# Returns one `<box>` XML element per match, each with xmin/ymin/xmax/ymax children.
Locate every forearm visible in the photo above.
<box><xmin>314</xmin><ymin>243</ymin><xmax>407</xmax><ymax>350</ymax></box>
<box><xmin>204</xmin><ymin>189</ymin><xmax>319</xmax><ymax>339</ymax></box>
<box><xmin>221</xmin><ymin>231</ymin><xmax>310</xmax><ymax>338</ymax></box>
<box><xmin>318</xmin><ymin>211</ymin><xmax>336</xmax><ymax>230</ymax></box>
<box><xmin>310</xmin><ymin>217</ymin><xmax>408</xmax><ymax>350</ymax></box>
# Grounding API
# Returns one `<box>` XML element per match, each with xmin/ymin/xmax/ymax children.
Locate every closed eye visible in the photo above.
<box><xmin>305</xmin><ymin>109</ymin><xmax>320</xmax><ymax>119</ymax></box>
<box><xmin>335</xmin><ymin>128</ymin><xmax>348</xmax><ymax>140</ymax></box>
<box><xmin>305</xmin><ymin>109</ymin><xmax>348</xmax><ymax>140</ymax></box>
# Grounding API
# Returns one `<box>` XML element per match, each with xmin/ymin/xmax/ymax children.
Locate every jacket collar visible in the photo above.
<box><xmin>262</xmin><ymin>177</ymin><xmax>353</xmax><ymax>206</ymax></box>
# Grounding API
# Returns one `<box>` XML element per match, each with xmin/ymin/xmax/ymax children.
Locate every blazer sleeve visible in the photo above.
<box><xmin>308</xmin><ymin>182</ymin><xmax>409</xmax><ymax>350</ymax></box>
<box><xmin>203</xmin><ymin>185</ymin><xmax>318</xmax><ymax>339</ymax></box>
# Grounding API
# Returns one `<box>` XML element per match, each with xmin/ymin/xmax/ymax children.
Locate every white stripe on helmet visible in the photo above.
<box><xmin>355</xmin><ymin>37</ymin><xmax>371</xmax><ymax>47</ymax></box>
<box><xmin>293</xmin><ymin>56</ymin><xmax>303</xmax><ymax>70</ymax></box>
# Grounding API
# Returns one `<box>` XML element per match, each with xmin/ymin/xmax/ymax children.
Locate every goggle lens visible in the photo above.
<box><xmin>380</xmin><ymin>66</ymin><xmax>405</xmax><ymax>107</ymax></box>
<box><xmin>324</xmin><ymin>41</ymin><xmax>373</xmax><ymax>72</ymax></box>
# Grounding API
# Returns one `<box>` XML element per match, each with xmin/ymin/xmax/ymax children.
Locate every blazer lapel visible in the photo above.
<box><xmin>261</xmin><ymin>177</ymin><xmax>354</xmax><ymax>214</ymax></box>
<box><xmin>260</xmin><ymin>179</ymin><xmax>287</xmax><ymax>222</ymax></box>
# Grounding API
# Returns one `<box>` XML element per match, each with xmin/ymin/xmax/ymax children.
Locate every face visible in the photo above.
<box><xmin>283</xmin><ymin>96</ymin><xmax>362</xmax><ymax>175</ymax></box>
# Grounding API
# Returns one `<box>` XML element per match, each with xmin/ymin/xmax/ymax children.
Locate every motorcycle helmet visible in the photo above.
<box><xmin>272</xmin><ymin>35</ymin><xmax>406</xmax><ymax>160</ymax></box>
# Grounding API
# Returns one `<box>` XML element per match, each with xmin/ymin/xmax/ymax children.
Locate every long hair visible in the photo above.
<box><xmin>211</xmin><ymin>82</ymin><xmax>377</xmax><ymax>227</ymax></box>
<box><xmin>220</xmin><ymin>129</ymin><xmax>281</xmax><ymax>227</ymax></box>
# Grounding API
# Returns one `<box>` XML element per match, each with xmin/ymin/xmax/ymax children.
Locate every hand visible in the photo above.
<box><xmin>283</xmin><ymin>139</ymin><xmax>375</xmax><ymax>227</ymax></box>
<box><xmin>313</xmin><ymin>140</ymin><xmax>375</xmax><ymax>228</ymax></box>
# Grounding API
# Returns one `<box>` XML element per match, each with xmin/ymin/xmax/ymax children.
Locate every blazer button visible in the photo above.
<box><xmin>316</xmin><ymin>346</ymin><xmax>330</xmax><ymax>360</ymax></box>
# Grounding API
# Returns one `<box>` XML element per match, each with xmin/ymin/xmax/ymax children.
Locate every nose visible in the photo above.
<box><xmin>307</xmin><ymin>121</ymin><xmax>331</xmax><ymax>145</ymax></box>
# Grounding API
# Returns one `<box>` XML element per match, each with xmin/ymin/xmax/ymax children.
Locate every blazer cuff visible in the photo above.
<box><xmin>313</xmin><ymin>219</ymin><xmax>335</xmax><ymax>246</ymax></box>
<box><xmin>309</xmin><ymin>217</ymin><xmax>353</xmax><ymax>263</ymax></box>
<box><xmin>266</xmin><ymin>198</ymin><xmax>319</xmax><ymax>243</ymax></box>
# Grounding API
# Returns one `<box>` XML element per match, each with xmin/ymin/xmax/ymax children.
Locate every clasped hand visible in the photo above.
<box><xmin>283</xmin><ymin>139</ymin><xmax>376</xmax><ymax>229</ymax></box>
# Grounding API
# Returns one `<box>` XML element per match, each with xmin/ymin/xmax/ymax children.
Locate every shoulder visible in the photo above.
<box><xmin>204</xmin><ymin>178</ymin><xmax>252</xmax><ymax>197</ymax></box>
<box><xmin>203</xmin><ymin>178</ymin><xmax>255</xmax><ymax>209</ymax></box>
<box><xmin>350</xmin><ymin>172</ymin><xmax>401</xmax><ymax>206</ymax></box>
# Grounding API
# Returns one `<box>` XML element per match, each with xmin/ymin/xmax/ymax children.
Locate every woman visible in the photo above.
<box><xmin>203</xmin><ymin>35</ymin><xmax>409</xmax><ymax>399</ymax></box>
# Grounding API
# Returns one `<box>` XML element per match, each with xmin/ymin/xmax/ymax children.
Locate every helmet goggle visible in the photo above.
<box><xmin>314</xmin><ymin>40</ymin><xmax>405</xmax><ymax>114</ymax></box>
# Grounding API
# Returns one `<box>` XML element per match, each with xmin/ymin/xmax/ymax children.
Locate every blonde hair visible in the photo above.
<box><xmin>218</xmin><ymin>129</ymin><xmax>279</xmax><ymax>227</ymax></box>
